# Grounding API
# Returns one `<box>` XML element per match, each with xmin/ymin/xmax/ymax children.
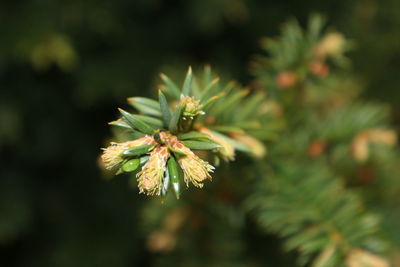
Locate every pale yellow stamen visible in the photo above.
<box><xmin>231</xmin><ymin>133</ymin><xmax>266</xmax><ymax>158</ymax></box>
<box><xmin>199</xmin><ymin>128</ymin><xmax>235</xmax><ymax>161</ymax></box>
<box><xmin>315</xmin><ymin>32</ymin><xmax>345</xmax><ymax>59</ymax></box>
<box><xmin>352</xmin><ymin>129</ymin><xmax>397</xmax><ymax>162</ymax></box>
<box><xmin>179</xmin><ymin>96</ymin><xmax>204</xmax><ymax>118</ymax></box>
<box><xmin>137</xmin><ymin>146</ymin><xmax>170</xmax><ymax>195</ymax></box>
<box><xmin>160</xmin><ymin>132</ymin><xmax>214</xmax><ymax>188</ymax></box>
<box><xmin>101</xmin><ymin>135</ymin><xmax>156</xmax><ymax>170</ymax></box>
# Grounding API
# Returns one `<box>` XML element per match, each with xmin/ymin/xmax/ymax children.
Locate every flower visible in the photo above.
<box><xmin>179</xmin><ymin>96</ymin><xmax>205</xmax><ymax>118</ymax></box>
<box><xmin>351</xmin><ymin>129</ymin><xmax>397</xmax><ymax>162</ymax></box>
<box><xmin>198</xmin><ymin>127</ymin><xmax>235</xmax><ymax>161</ymax></box>
<box><xmin>346</xmin><ymin>249</ymin><xmax>389</xmax><ymax>267</ymax></box>
<box><xmin>314</xmin><ymin>32</ymin><xmax>345</xmax><ymax>59</ymax></box>
<box><xmin>309</xmin><ymin>61</ymin><xmax>329</xmax><ymax>77</ymax></box>
<box><xmin>160</xmin><ymin>132</ymin><xmax>214</xmax><ymax>188</ymax></box>
<box><xmin>137</xmin><ymin>146</ymin><xmax>170</xmax><ymax>195</ymax></box>
<box><xmin>276</xmin><ymin>71</ymin><xmax>298</xmax><ymax>89</ymax></box>
<box><xmin>231</xmin><ymin>133</ymin><xmax>267</xmax><ymax>158</ymax></box>
<box><xmin>178</xmin><ymin>152</ymin><xmax>214</xmax><ymax>188</ymax></box>
<box><xmin>101</xmin><ymin>135</ymin><xmax>156</xmax><ymax>170</ymax></box>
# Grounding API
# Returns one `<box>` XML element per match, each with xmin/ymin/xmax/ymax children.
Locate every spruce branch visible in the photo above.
<box><xmin>248</xmin><ymin>14</ymin><xmax>396</xmax><ymax>266</ymax></box>
<box><xmin>100</xmin><ymin>67</ymin><xmax>274</xmax><ymax>198</ymax></box>
<box><xmin>251</xmin><ymin>14</ymin><xmax>352</xmax><ymax>106</ymax></box>
<box><xmin>245</xmin><ymin>163</ymin><xmax>388</xmax><ymax>266</ymax></box>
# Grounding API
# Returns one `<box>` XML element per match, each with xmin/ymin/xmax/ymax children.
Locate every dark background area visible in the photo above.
<box><xmin>0</xmin><ymin>0</ymin><xmax>399</xmax><ymax>266</ymax></box>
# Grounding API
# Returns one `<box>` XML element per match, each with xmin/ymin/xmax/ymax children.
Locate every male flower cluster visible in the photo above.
<box><xmin>100</xmin><ymin>66</ymin><xmax>269</xmax><ymax>198</ymax></box>
<box><xmin>159</xmin><ymin>132</ymin><xmax>214</xmax><ymax>188</ymax></box>
<box><xmin>101</xmin><ymin>131</ymin><xmax>215</xmax><ymax>196</ymax></box>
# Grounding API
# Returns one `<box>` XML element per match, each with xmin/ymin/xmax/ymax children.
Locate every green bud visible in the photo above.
<box><xmin>139</xmin><ymin>155</ymin><xmax>150</xmax><ymax>165</ymax></box>
<box><xmin>121</xmin><ymin>158</ymin><xmax>140</xmax><ymax>172</ymax></box>
<box><xmin>167</xmin><ymin>156</ymin><xmax>181</xmax><ymax>199</ymax></box>
<box><xmin>162</xmin><ymin>168</ymin><xmax>170</xmax><ymax>196</ymax></box>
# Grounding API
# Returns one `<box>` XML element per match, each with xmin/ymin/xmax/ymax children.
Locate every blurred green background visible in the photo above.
<box><xmin>1</xmin><ymin>0</ymin><xmax>399</xmax><ymax>266</ymax></box>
